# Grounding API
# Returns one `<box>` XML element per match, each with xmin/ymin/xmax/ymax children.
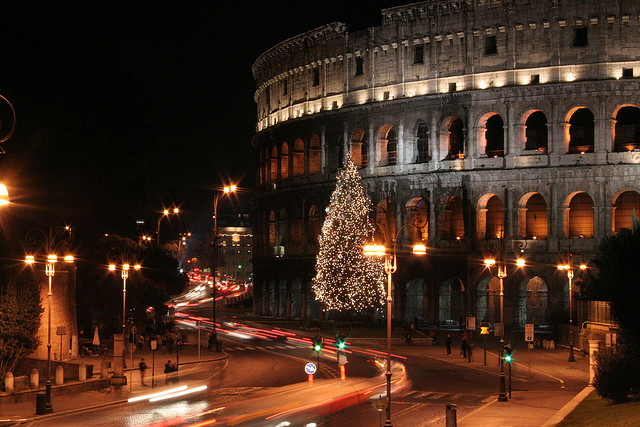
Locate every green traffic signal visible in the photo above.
<box><xmin>504</xmin><ymin>354</ymin><xmax>512</xmax><ymax>363</ymax></box>
<box><xmin>312</xmin><ymin>336</ymin><xmax>323</xmax><ymax>352</ymax></box>
<box><xmin>314</xmin><ymin>343</ymin><xmax>322</xmax><ymax>352</ymax></box>
<box><xmin>338</xmin><ymin>341</ymin><xmax>345</xmax><ymax>350</ymax></box>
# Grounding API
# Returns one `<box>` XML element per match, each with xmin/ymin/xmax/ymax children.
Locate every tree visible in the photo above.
<box><xmin>0</xmin><ymin>280</ymin><xmax>42</xmax><ymax>379</ymax></box>
<box><xmin>587</xmin><ymin>220</ymin><xmax>640</xmax><ymax>347</ymax></box>
<box><xmin>312</xmin><ymin>158</ymin><xmax>385</xmax><ymax>311</ymax></box>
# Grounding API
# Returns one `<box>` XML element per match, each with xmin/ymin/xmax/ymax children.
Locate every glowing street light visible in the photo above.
<box><xmin>363</xmin><ymin>205</ymin><xmax>427</xmax><ymax>427</ymax></box>
<box><xmin>210</xmin><ymin>184</ymin><xmax>237</xmax><ymax>349</ymax></box>
<box><xmin>25</xmin><ymin>227</ymin><xmax>74</xmax><ymax>414</ymax></box>
<box><xmin>484</xmin><ymin>232</ymin><xmax>526</xmax><ymax>402</ymax></box>
<box><xmin>558</xmin><ymin>253</ymin><xmax>587</xmax><ymax>362</ymax></box>
<box><xmin>0</xmin><ymin>183</ymin><xmax>9</xmax><ymax>205</ymax></box>
<box><xmin>109</xmin><ymin>261</ymin><xmax>141</xmax><ymax>390</ymax></box>
<box><xmin>157</xmin><ymin>207</ymin><xmax>180</xmax><ymax>245</ymax></box>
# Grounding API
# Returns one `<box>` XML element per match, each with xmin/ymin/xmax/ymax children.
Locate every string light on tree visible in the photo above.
<box><xmin>312</xmin><ymin>158</ymin><xmax>385</xmax><ymax>311</ymax></box>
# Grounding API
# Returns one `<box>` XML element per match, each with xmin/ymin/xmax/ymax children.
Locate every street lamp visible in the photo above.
<box><xmin>557</xmin><ymin>254</ymin><xmax>587</xmax><ymax>362</ymax></box>
<box><xmin>210</xmin><ymin>184</ymin><xmax>237</xmax><ymax>348</ymax></box>
<box><xmin>484</xmin><ymin>232</ymin><xmax>526</xmax><ymax>402</ymax></box>
<box><xmin>364</xmin><ymin>205</ymin><xmax>427</xmax><ymax>427</ymax></box>
<box><xmin>157</xmin><ymin>207</ymin><xmax>180</xmax><ymax>245</ymax></box>
<box><xmin>0</xmin><ymin>183</ymin><xmax>9</xmax><ymax>205</ymax></box>
<box><xmin>109</xmin><ymin>262</ymin><xmax>141</xmax><ymax>390</ymax></box>
<box><xmin>25</xmin><ymin>227</ymin><xmax>74</xmax><ymax>414</ymax></box>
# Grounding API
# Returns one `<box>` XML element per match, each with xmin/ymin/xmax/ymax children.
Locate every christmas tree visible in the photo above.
<box><xmin>312</xmin><ymin>158</ymin><xmax>386</xmax><ymax>311</ymax></box>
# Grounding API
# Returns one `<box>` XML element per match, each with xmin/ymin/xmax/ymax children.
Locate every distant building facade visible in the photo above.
<box><xmin>251</xmin><ymin>0</ymin><xmax>640</xmax><ymax>332</ymax></box>
<box><xmin>218</xmin><ymin>226</ymin><xmax>253</xmax><ymax>284</ymax></box>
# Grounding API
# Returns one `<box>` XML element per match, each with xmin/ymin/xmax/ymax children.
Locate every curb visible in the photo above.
<box><xmin>542</xmin><ymin>385</ymin><xmax>594</xmax><ymax>426</ymax></box>
<box><xmin>10</xmin><ymin>353</ymin><xmax>229</xmax><ymax>424</ymax></box>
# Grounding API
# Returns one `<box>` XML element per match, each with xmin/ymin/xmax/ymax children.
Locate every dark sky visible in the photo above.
<box><xmin>0</xmin><ymin>1</ymin><xmax>408</xmax><ymax>243</ymax></box>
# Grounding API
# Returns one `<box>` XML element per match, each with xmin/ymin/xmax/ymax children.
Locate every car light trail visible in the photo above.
<box><xmin>128</xmin><ymin>385</ymin><xmax>188</xmax><ymax>402</ymax></box>
<box><xmin>149</xmin><ymin>385</ymin><xmax>207</xmax><ymax>402</ymax></box>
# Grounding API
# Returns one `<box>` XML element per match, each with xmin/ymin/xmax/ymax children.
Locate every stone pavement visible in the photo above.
<box><xmin>360</xmin><ymin>336</ymin><xmax>591</xmax><ymax>426</ymax></box>
<box><xmin>0</xmin><ymin>346</ymin><xmax>228</xmax><ymax>424</ymax></box>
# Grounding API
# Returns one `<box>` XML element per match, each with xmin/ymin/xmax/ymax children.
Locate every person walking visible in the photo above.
<box><xmin>461</xmin><ymin>336</ymin><xmax>468</xmax><ymax>358</ymax></box>
<box><xmin>445</xmin><ymin>334</ymin><xmax>452</xmax><ymax>356</ymax></box>
<box><xmin>139</xmin><ymin>358</ymin><xmax>148</xmax><ymax>386</ymax></box>
<box><xmin>164</xmin><ymin>360</ymin><xmax>174</xmax><ymax>385</ymax></box>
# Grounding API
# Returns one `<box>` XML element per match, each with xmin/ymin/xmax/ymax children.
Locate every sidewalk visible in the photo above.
<box><xmin>0</xmin><ymin>346</ymin><xmax>228</xmax><ymax>423</ymax></box>
<box><xmin>360</xmin><ymin>339</ymin><xmax>590</xmax><ymax>426</ymax></box>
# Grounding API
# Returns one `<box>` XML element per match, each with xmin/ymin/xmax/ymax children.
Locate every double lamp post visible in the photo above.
<box><xmin>25</xmin><ymin>226</ymin><xmax>75</xmax><ymax>414</ymax></box>
<box><xmin>363</xmin><ymin>205</ymin><xmax>427</xmax><ymax>427</ymax></box>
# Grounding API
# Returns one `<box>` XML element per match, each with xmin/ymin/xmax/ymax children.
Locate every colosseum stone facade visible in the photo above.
<box><xmin>251</xmin><ymin>0</ymin><xmax>640</xmax><ymax>335</ymax></box>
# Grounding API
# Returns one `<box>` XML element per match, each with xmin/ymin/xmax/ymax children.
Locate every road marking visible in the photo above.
<box><xmin>244</xmin><ymin>346</ymin><xmax>256</xmax><ymax>350</ymax></box>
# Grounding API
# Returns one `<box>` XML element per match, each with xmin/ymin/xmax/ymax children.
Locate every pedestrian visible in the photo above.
<box><xmin>461</xmin><ymin>336</ymin><xmax>467</xmax><ymax>358</ymax></box>
<box><xmin>167</xmin><ymin>334</ymin><xmax>174</xmax><ymax>354</ymax></box>
<box><xmin>430</xmin><ymin>329</ymin><xmax>437</xmax><ymax>346</ymax></box>
<box><xmin>446</xmin><ymin>334</ymin><xmax>452</xmax><ymax>356</ymax></box>
<box><xmin>467</xmin><ymin>342</ymin><xmax>473</xmax><ymax>363</ymax></box>
<box><xmin>139</xmin><ymin>358</ymin><xmax>148</xmax><ymax>385</ymax></box>
<box><xmin>164</xmin><ymin>360</ymin><xmax>174</xmax><ymax>385</ymax></box>
<box><xmin>208</xmin><ymin>332</ymin><xmax>215</xmax><ymax>351</ymax></box>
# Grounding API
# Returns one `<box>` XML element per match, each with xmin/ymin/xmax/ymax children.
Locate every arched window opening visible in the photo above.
<box><xmin>416</xmin><ymin>123</ymin><xmax>429</xmax><ymax>163</ymax></box>
<box><xmin>376</xmin><ymin>199</ymin><xmax>396</xmax><ymax>245</ymax></box>
<box><xmin>309</xmin><ymin>134</ymin><xmax>321</xmax><ymax>174</ymax></box>
<box><xmin>405</xmin><ymin>279</ymin><xmax>425</xmax><ymax>323</ymax></box>
<box><xmin>378</xmin><ymin>125</ymin><xmax>396</xmax><ymax>166</ymax></box>
<box><xmin>568</xmin><ymin>193</ymin><xmax>594</xmax><ymax>238</ymax></box>
<box><xmin>270</xmin><ymin>146</ymin><xmax>278</xmax><ymax>182</ymax></box>
<box><xmin>447</xmin><ymin>118</ymin><xmax>465</xmax><ymax>159</ymax></box>
<box><xmin>486</xmin><ymin>195</ymin><xmax>504</xmax><ymax>239</ymax></box>
<box><xmin>440</xmin><ymin>196</ymin><xmax>464</xmax><ymax>240</ymax></box>
<box><xmin>439</xmin><ymin>278</ymin><xmax>464</xmax><ymax>326</ymax></box>
<box><xmin>613</xmin><ymin>106</ymin><xmax>640</xmax><ymax>152</ymax></box>
<box><xmin>477</xmin><ymin>277</ymin><xmax>500</xmax><ymax>324</ymax></box>
<box><xmin>350</xmin><ymin>128</ymin><xmax>366</xmax><ymax>168</ymax></box>
<box><xmin>406</xmin><ymin>198</ymin><xmax>429</xmax><ymax>244</ymax></box>
<box><xmin>268</xmin><ymin>211</ymin><xmax>276</xmax><ymax>249</ymax></box>
<box><xmin>526</xmin><ymin>194</ymin><xmax>548</xmax><ymax>239</ymax></box>
<box><xmin>518</xmin><ymin>276</ymin><xmax>548</xmax><ymax>327</ymax></box>
<box><xmin>276</xmin><ymin>208</ymin><xmax>287</xmax><ymax>256</ymax></box>
<box><xmin>261</xmin><ymin>149</ymin><xmax>268</xmax><ymax>185</ymax></box>
<box><xmin>485</xmin><ymin>114</ymin><xmax>504</xmax><ymax>157</ymax></box>
<box><xmin>307</xmin><ymin>205</ymin><xmax>321</xmax><ymax>246</ymax></box>
<box><xmin>525</xmin><ymin>111</ymin><xmax>548</xmax><ymax>152</ymax></box>
<box><xmin>568</xmin><ymin>108</ymin><xmax>594</xmax><ymax>154</ymax></box>
<box><xmin>613</xmin><ymin>190</ymin><xmax>640</xmax><ymax>233</ymax></box>
<box><xmin>280</xmin><ymin>142</ymin><xmax>289</xmax><ymax>179</ymax></box>
<box><xmin>292</xmin><ymin>139</ymin><xmax>305</xmax><ymax>176</ymax></box>
<box><xmin>290</xmin><ymin>205</ymin><xmax>303</xmax><ymax>253</ymax></box>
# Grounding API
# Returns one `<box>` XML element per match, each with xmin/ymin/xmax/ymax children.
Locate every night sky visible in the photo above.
<box><xmin>0</xmin><ymin>1</ymin><xmax>408</xmax><ymax>245</ymax></box>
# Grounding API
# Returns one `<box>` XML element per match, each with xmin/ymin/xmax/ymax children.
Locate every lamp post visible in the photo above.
<box><xmin>364</xmin><ymin>205</ymin><xmax>427</xmax><ymax>427</ymax></box>
<box><xmin>210</xmin><ymin>184</ymin><xmax>236</xmax><ymax>348</ymax></box>
<box><xmin>109</xmin><ymin>262</ymin><xmax>141</xmax><ymax>390</ymax></box>
<box><xmin>157</xmin><ymin>207</ymin><xmax>180</xmax><ymax>245</ymax></box>
<box><xmin>25</xmin><ymin>226</ymin><xmax>74</xmax><ymax>414</ymax></box>
<box><xmin>484</xmin><ymin>232</ymin><xmax>526</xmax><ymax>402</ymax></box>
<box><xmin>558</xmin><ymin>254</ymin><xmax>587</xmax><ymax>362</ymax></box>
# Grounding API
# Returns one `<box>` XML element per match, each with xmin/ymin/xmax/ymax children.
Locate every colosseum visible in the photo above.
<box><xmin>250</xmin><ymin>0</ymin><xmax>640</xmax><ymax>339</ymax></box>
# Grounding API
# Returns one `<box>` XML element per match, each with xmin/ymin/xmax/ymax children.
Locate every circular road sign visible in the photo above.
<box><xmin>305</xmin><ymin>362</ymin><xmax>317</xmax><ymax>375</ymax></box>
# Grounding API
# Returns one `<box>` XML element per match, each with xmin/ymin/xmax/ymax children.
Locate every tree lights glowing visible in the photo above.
<box><xmin>311</xmin><ymin>158</ymin><xmax>385</xmax><ymax>311</ymax></box>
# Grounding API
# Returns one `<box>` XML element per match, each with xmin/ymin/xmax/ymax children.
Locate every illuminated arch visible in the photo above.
<box><xmin>476</xmin><ymin>193</ymin><xmax>503</xmax><ymax>240</ymax></box>
<box><xmin>292</xmin><ymin>139</ymin><xmax>304</xmax><ymax>176</ymax></box>
<box><xmin>564</xmin><ymin>191</ymin><xmax>594</xmax><ymax>238</ymax></box>
<box><xmin>612</xmin><ymin>190</ymin><xmax>640</xmax><ymax>233</ymax></box>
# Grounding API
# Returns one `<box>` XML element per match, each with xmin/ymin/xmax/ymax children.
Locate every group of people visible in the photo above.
<box><xmin>164</xmin><ymin>360</ymin><xmax>179</xmax><ymax>384</ymax></box>
<box><xmin>444</xmin><ymin>333</ymin><xmax>473</xmax><ymax>362</ymax></box>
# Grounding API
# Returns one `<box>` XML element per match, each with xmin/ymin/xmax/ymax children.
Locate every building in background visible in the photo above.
<box><xmin>218</xmin><ymin>226</ymin><xmax>253</xmax><ymax>285</ymax></box>
<box><xmin>251</xmin><ymin>0</ymin><xmax>640</xmax><ymax>344</ymax></box>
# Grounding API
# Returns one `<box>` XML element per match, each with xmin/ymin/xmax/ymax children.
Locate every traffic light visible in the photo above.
<box><xmin>177</xmin><ymin>338</ymin><xmax>184</xmax><ymax>352</ymax></box>
<box><xmin>504</xmin><ymin>344</ymin><xmax>512</xmax><ymax>363</ymax></box>
<box><xmin>312</xmin><ymin>336</ymin><xmax>323</xmax><ymax>352</ymax></box>
<box><xmin>336</xmin><ymin>335</ymin><xmax>346</xmax><ymax>350</ymax></box>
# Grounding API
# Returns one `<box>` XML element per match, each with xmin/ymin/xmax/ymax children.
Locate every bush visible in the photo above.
<box><xmin>593</xmin><ymin>345</ymin><xmax>639</xmax><ymax>403</ymax></box>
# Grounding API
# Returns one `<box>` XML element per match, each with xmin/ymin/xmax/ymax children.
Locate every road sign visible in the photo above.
<box><xmin>525</xmin><ymin>324</ymin><xmax>534</xmax><ymax>342</ymax></box>
<box><xmin>372</xmin><ymin>396</ymin><xmax>387</xmax><ymax>411</ymax></box>
<box><xmin>480</xmin><ymin>325</ymin><xmax>490</xmax><ymax>335</ymax></box>
<box><xmin>466</xmin><ymin>316</ymin><xmax>476</xmax><ymax>330</ymax></box>
<box><xmin>338</xmin><ymin>353</ymin><xmax>348</xmax><ymax>366</ymax></box>
<box><xmin>304</xmin><ymin>362</ymin><xmax>317</xmax><ymax>375</ymax></box>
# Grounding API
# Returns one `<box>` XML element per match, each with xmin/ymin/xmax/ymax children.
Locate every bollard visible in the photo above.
<box><xmin>36</xmin><ymin>392</ymin><xmax>47</xmax><ymax>415</ymax></box>
<box><xmin>30</xmin><ymin>369</ymin><xmax>39</xmax><ymax>388</ymax></box>
<box><xmin>56</xmin><ymin>365</ymin><xmax>64</xmax><ymax>385</ymax></box>
<box><xmin>79</xmin><ymin>363</ymin><xmax>87</xmax><ymax>382</ymax></box>
<box><xmin>589</xmin><ymin>340</ymin><xmax>600</xmax><ymax>385</ymax></box>
<box><xmin>101</xmin><ymin>360</ymin><xmax>109</xmax><ymax>378</ymax></box>
<box><xmin>446</xmin><ymin>404</ymin><xmax>457</xmax><ymax>427</ymax></box>
<box><xmin>4</xmin><ymin>372</ymin><xmax>14</xmax><ymax>394</ymax></box>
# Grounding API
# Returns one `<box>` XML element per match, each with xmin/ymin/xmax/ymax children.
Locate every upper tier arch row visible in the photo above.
<box><xmin>252</xmin><ymin>1</ymin><xmax>640</xmax><ymax>133</ymax></box>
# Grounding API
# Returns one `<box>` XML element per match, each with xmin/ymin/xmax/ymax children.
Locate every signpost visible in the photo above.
<box><xmin>372</xmin><ymin>396</ymin><xmax>387</xmax><ymax>427</ymax></box>
<box><xmin>305</xmin><ymin>362</ymin><xmax>317</xmax><ymax>383</ymax></box>
<box><xmin>480</xmin><ymin>323</ymin><xmax>490</xmax><ymax>365</ymax></box>
<box><xmin>525</xmin><ymin>324</ymin><xmax>534</xmax><ymax>375</ymax></box>
<box><xmin>150</xmin><ymin>340</ymin><xmax>157</xmax><ymax>388</ymax></box>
